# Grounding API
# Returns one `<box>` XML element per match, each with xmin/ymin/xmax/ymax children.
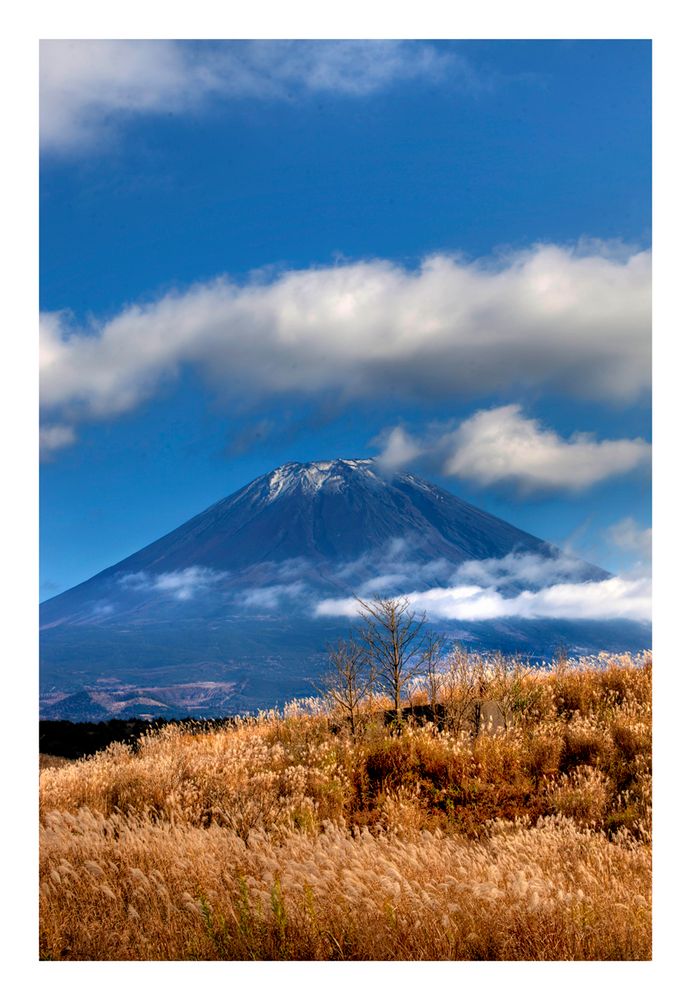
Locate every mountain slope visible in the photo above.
<box><xmin>40</xmin><ymin>460</ymin><xmax>649</xmax><ymax>719</ymax></box>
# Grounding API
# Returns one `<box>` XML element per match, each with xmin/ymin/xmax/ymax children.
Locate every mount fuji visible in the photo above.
<box><xmin>40</xmin><ymin>460</ymin><xmax>650</xmax><ymax>720</ymax></box>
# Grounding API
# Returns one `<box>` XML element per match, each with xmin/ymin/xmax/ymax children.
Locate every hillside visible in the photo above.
<box><xmin>39</xmin><ymin>651</ymin><xmax>652</xmax><ymax>961</ymax></box>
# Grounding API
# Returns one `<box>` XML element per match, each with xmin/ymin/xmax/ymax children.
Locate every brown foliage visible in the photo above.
<box><xmin>39</xmin><ymin>652</ymin><xmax>651</xmax><ymax>960</ymax></box>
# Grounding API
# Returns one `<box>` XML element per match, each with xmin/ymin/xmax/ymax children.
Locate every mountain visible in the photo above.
<box><xmin>40</xmin><ymin>460</ymin><xmax>650</xmax><ymax>719</ymax></box>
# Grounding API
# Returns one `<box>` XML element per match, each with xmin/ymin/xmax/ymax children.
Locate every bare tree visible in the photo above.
<box><xmin>356</xmin><ymin>596</ymin><xmax>427</xmax><ymax>724</ymax></box>
<box><xmin>317</xmin><ymin>638</ymin><xmax>370</xmax><ymax>737</ymax></box>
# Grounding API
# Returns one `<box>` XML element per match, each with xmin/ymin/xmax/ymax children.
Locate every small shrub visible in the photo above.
<box><xmin>547</xmin><ymin>765</ymin><xmax>614</xmax><ymax>826</ymax></box>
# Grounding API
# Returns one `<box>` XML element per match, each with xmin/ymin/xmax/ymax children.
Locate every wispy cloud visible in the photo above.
<box><xmin>375</xmin><ymin>405</ymin><xmax>651</xmax><ymax>494</ymax></box>
<box><xmin>40</xmin><ymin>243</ymin><xmax>651</xmax><ymax>451</ymax></box>
<box><xmin>39</xmin><ymin>423</ymin><xmax>76</xmax><ymax>459</ymax></box>
<box><xmin>119</xmin><ymin>566</ymin><xmax>228</xmax><ymax>601</ymax></box>
<box><xmin>608</xmin><ymin>517</ymin><xmax>652</xmax><ymax>576</ymax></box>
<box><xmin>316</xmin><ymin>575</ymin><xmax>651</xmax><ymax>623</ymax></box>
<box><xmin>450</xmin><ymin>550</ymin><xmax>605</xmax><ymax>588</ymax></box>
<box><xmin>225</xmin><ymin>418</ymin><xmax>277</xmax><ymax>457</ymax></box>
<box><xmin>236</xmin><ymin>582</ymin><xmax>306</xmax><ymax>611</ymax></box>
<box><xmin>332</xmin><ymin>537</ymin><xmax>453</xmax><ymax>595</ymax></box>
<box><xmin>375</xmin><ymin>426</ymin><xmax>425</xmax><ymax>474</ymax></box>
<box><xmin>40</xmin><ymin>40</ymin><xmax>456</xmax><ymax>154</ymax></box>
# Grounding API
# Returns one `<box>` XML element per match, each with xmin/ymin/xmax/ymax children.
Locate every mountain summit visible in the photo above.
<box><xmin>73</xmin><ymin>458</ymin><xmax>560</xmax><ymax>576</ymax></box>
<box><xmin>40</xmin><ymin>460</ymin><xmax>648</xmax><ymax>720</ymax></box>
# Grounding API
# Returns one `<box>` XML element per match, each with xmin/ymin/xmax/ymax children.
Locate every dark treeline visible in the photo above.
<box><xmin>39</xmin><ymin>717</ymin><xmax>234</xmax><ymax>761</ymax></box>
<box><xmin>39</xmin><ymin>703</ymin><xmax>470</xmax><ymax>761</ymax></box>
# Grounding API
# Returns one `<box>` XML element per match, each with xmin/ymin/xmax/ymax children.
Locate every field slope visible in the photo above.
<box><xmin>40</xmin><ymin>652</ymin><xmax>651</xmax><ymax>961</ymax></box>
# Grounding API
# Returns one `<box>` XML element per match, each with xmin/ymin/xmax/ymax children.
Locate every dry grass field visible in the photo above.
<box><xmin>39</xmin><ymin>651</ymin><xmax>651</xmax><ymax>961</ymax></box>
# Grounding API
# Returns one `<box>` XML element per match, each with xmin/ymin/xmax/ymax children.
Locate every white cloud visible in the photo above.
<box><xmin>90</xmin><ymin>601</ymin><xmax>115</xmax><ymax>618</ymax></box>
<box><xmin>330</xmin><ymin>541</ymin><xmax>597</xmax><ymax>598</ymax></box>
<box><xmin>442</xmin><ymin>405</ymin><xmax>650</xmax><ymax>493</ymax></box>
<box><xmin>238</xmin><ymin>40</ymin><xmax>455</xmax><ymax>97</ymax></box>
<box><xmin>609</xmin><ymin>517</ymin><xmax>652</xmax><ymax>559</ymax></box>
<box><xmin>236</xmin><ymin>582</ymin><xmax>306</xmax><ymax>610</ymax></box>
<box><xmin>374</xmin><ymin>426</ymin><xmax>424</xmax><ymax>474</ymax></box>
<box><xmin>119</xmin><ymin>566</ymin><xmax>227</xmax><ymax>601</ymax></box>
<box><xmin>315</xmin><ymin>575</ymin><xmax>651</xmax><ymax>623</ymax></box>
<box><xmin>40</xmin><ymin>244</ymin><xmax>651</xmax><ymax>447</ymax></box>
<box><xmin>332</xmin><ymin>538</ymin><xmax>454</xmax><ymax>595</ymax></box>
<box><xmin>358</xmin><ymin>572</ymin><xmax>412</xmax><ymax>593</ymax></box>
<box><xmin>450</xmin><ymin>550</ymin><xmax>602</xmax><ymax>588</ymax></box>
<box><xmin>374</xmin><ymin>405</ymin><xmax>650</xmax><ymax>494</ymax></box>
<box><xmin>39</xmin><ymin>423</ymin><xmax>76</xmax><ymax>458</ymax></box>
<box><xmin>608</xmin><ymin>517</ymin><xmax>652</xmax><ymax>575</ymax></box>
<box><xmin>316</xmin><ymin>548</ymin><xmax>652</xmax><ymax>624</ymax></box>
<box><xmin>40</xmin><ymin>41</ymin><xmax>190</xmax><ymax>152</ymax></box>
<box><xmin>40</xmin><ymin>40</ymin><xmax>454</xmax><ymax>153</ymax></box>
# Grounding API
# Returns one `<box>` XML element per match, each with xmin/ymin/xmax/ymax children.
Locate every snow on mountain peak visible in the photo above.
<box><xmin>265</xmin><ymin>459</ymin><xmax>377</xmax><ymax>501</ymax></box>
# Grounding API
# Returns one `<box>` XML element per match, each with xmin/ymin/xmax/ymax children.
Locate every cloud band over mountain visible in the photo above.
<box><xmin>316</xmin><ymin>575</ymin><xmax>652</xmax><ymax>624</ymax></box>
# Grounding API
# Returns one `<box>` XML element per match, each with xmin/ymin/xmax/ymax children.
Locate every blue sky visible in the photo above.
<box><xmin>39</xmin><ymin>39</ymin><xmax>651</xmax><ymax>598</ymax></box>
